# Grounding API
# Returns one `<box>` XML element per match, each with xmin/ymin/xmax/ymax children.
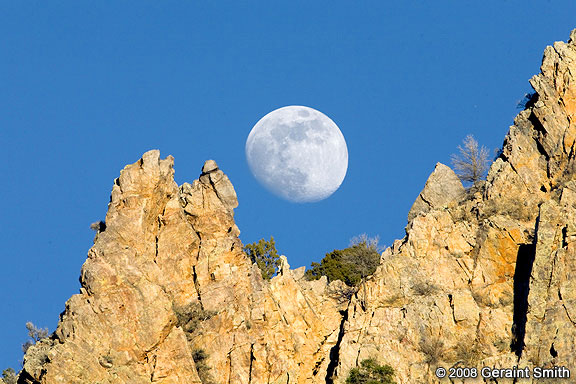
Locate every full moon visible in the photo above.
<box><xmin>245</xmin><ymin>106</ymin><xmax>348</xmax><ymax>203</ymax></box>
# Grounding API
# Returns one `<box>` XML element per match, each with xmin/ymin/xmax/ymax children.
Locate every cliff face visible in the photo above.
<box><xmin>15</xmin><ymin>30</ymin><xmax>576</xmax><ymax>384</ymax></box>
<box><xmin>336</xmin><ymin>30</ymin><xmax>576</xmax><ymax>383</ymax></box>
<box><xmin>18</xmin><ymin>153</ymin><xmax>344</xmax><ymax>384</ymax></box>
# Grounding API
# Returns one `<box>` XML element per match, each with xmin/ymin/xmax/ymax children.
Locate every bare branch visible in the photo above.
<box><xmin>451</xmin><ymin>135</ymin><xmax>489</xmax><ymax>184</ymax></box>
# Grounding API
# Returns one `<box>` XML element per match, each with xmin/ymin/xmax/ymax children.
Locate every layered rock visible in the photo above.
<box><xmin>17</xmin><ymin>29</ymin><xmax>576</xmax><ymax>383</ymax></box>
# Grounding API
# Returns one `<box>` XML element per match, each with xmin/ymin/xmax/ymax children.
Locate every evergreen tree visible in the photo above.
<box><xmin>1</xmin><ymin>368</ymin><xmax>17</xmax><ymax>384</ymax></box>
<box><xmin>346</xmin><ymin>359</ymin><xmax>396</xmax><ymax>384</ymax></box>
<box><xmin>305</xmin><ymin>235</ymin><xmax>381</xmax><ymax>286</ymax></box>
<box><xmin>244</xmin><ymin>237</ymin><xmax>280</xmax><ymax>280</ymax></box>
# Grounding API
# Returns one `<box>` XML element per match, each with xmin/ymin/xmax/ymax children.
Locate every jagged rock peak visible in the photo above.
<box><xmin>201</xmin><ymin>159</ymin><xmax>219</xmax><ymax>174</ymax></box>
<box><xmin>193</xmin><ymin>159</ymin><xmax>238</xmax><ymax>212</ymax></box>
<box><xmin>19</xmin><ymin>150</ymin><xmax>345</xmax><ymax>384</ymax></box>
<box><xmin>336</xmin><ymin>29</ymin><xmax>576</xmax><ymax>383</ymax></box>
<box><xmin>408</xmin><ymin>162</ymin><xmax>464</xmax><ymax>223</ymax></box>
<box><xmin>486</xmin><ymin>28</ymin><xmax>576</xmax><ymax>210</ymax></box>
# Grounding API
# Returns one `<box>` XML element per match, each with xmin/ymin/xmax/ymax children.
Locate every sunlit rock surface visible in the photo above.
<box><xmin>18</xmin><ymin>29</ymin><xmax>576</xmax><ymax>383</ymax></box>
<box><xmin>407</xmin><ymin>162</ymin><xmax>465</xmax><ymax>223</ymax></box>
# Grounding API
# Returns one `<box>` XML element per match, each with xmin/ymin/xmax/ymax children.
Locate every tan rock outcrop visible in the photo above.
<box><xmin>408</xmin><ymin>162</ymin><xmax>465</xmax><ymax>223</ymax></box>
<box><xmin>19</xmin><ymin>154</ymin><xmax>343</xmax><ymax>384</ymax></box>
<box><xmin>17</xmin><ymin>29</ymin><xmax>576</xmax><ymax>384</ymax></box>
<box><xmin>332</xmin><ymin>29</ymin><xmax>576</xmax><ymax>383</ymax></box>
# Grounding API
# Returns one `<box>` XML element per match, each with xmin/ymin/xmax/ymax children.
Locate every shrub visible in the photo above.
<box><xmin>1</xmin><ymin>368</ymin><xmax>17</xmax><ymax>384</ymax></box>
<box><xmin>411</xmin><ymin>281</ymin><xmax>440</xmax><ymax>296</ymax></box>
<box><xmin>454</xmin><ymin>342</ymin><xmax>482</xmax><ymax>366</ymax></box>
<box><xmin>480</xmin><ymin>198</ymin><xmax>534</xmax><ymax>222</ymax></box>
<box><xmin>346</xmin><ymin>358</ymin><xmax>396</xmax><ymax>384</ymax></box>
<box><xmin>305</xmin><ymin>235</ymin><xmax>381</xmax><ymax>287</ymax></box>
<box><xmin>517</xmin><ymin>92</ymin><xmax>537</xmax><ymax>109</ymax></box>
<box><xmin>22</xmin><ymin>322</ymin><xmax>49</xmax><ymax>353</ymax></box>
<box><xmin>244</xmin><ymin>237</ymin><xmax>280</xmax><ymax>280</ymax></box>
<box><xmin>451</xmin><ymin>135</ymin><xmax>489</xmax><ymax>184</ymax></box>
<box><xmin>419</xmin><ymin>335</ymin><xmax>445</xmax><ymax>365</ymax></box>
<box><xmin>173</xmin><ymin>302</ymin><xmax>216</xmax><ymax>335</ymax></box>
<box><xmin>328</xmin><ymin>283</ymin><xmax>358</xmax><ymax>304</ymax></box>
<box><xmin>192</xmin><ymin>349</ymin><xmax>215</xmax><ymax>384</ymax></box>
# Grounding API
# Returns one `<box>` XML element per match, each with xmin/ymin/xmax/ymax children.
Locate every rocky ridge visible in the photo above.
<box><xmin>12</xmin><ymin>29</ymin><xmax>576</xmax><ymax>383</ymax></box>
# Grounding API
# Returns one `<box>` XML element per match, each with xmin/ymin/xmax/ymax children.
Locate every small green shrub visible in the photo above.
<box><xmin>346</xmin><ymin>358</ymin><xmax>396</xmax><ymax>384</ymax></box>
<box><xmin>244</xmin><ymin>237</ymin><xmax>280</xmax><ymax>280</ymax></box>
<box><xmin>1</xmin><ymin>368</ymin><xmax>17</xmax><ymax>384</ymax></box>
<box><xmin>305</xmin><ymin>235</ymin><xmax>381</xmax><ymax>286</ymax></box>
<box><xmin>192</xmin><ymin>349</ymin><xmax>215</xmax><ymax>384</ymax></box>
<box><xmin>173</xmin><ymin>302</ymin><xmax>216</xmax><ymax>335</ymax></box>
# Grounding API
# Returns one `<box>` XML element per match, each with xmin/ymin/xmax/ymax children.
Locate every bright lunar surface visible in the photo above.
<box><xmin>245</xmin><ymin>106</ymin><xmax>348</xmax><ymax>203</ymax></box>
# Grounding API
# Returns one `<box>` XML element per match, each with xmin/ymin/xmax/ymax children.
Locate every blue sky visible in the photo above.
<box><xmin>1</xmin><ymin>1</ymin><xmax>576</xmax><ymax>370</ymax></box>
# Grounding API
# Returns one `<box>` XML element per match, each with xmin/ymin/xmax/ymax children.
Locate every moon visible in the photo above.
<box><xmin>245</xmin><ymin>106</ymin><xmax>348</xmax><ymax>203</ymax></box>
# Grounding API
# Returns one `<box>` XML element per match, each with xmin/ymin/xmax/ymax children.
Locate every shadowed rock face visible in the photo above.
<box><xmin>16</xmin><ymin>29</ymin><xmax>576</xmax><ymax>384</ymax></box>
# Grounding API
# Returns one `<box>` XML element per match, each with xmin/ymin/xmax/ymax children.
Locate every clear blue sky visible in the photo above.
<box><xmin>1</xmin><ymin>1</ymin><xmax>575</xmax><ymax>371</ymax></box>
